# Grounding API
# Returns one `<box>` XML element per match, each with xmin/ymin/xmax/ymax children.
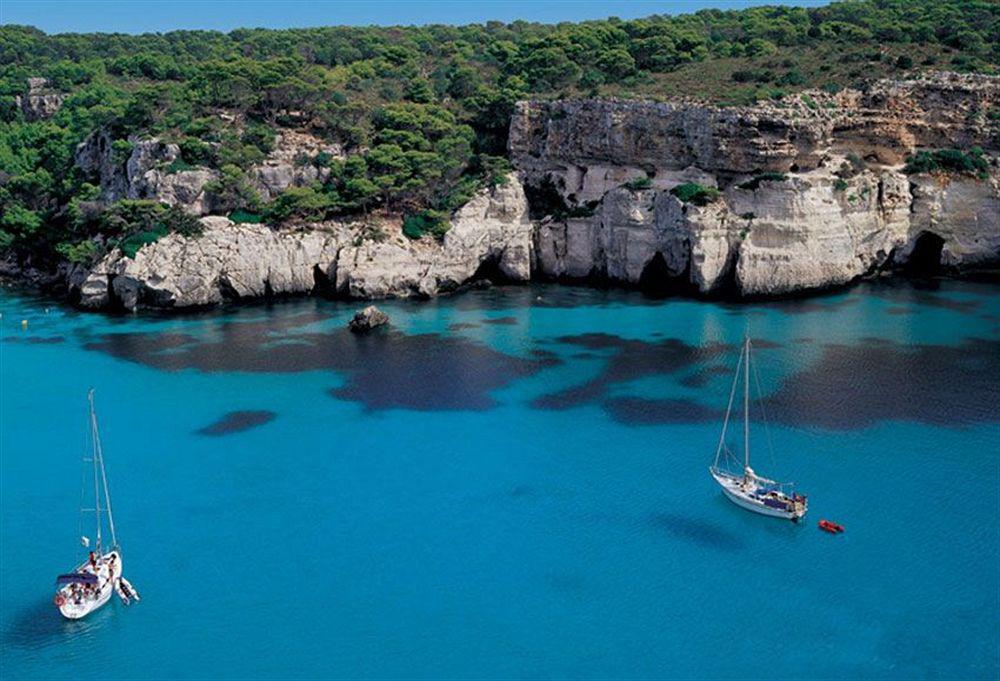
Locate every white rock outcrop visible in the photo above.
<box><xmin>250</xmin><ymin>131</ymin><xmax>345</xmax><ymax>201</ymax></box>
<box><xmin>73</xmin><ymin>174</ymin><xmax>533</xmax><ymax>310</ymax></box>
<box><xmin>75</xmin><ymin>134</ymin><xmax>218</xmax><ymax>214</ymax></box>
<box><xmin>335</xmin><ymin>174</ymin><xmax>532</xmax><ymax>298</ymax></box>
<box><xmin>15</xmin><ymin>77</ymin><xmax>65</xmax><ymax>121</ymax></box>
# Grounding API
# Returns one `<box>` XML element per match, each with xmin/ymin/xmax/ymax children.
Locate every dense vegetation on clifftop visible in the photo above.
<box><xmin>1</xmin><ymin>0</ymin><xmax>997</xmax><ymax>268</ymax></box>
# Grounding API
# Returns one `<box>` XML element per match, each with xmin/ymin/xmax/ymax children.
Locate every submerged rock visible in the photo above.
<box><xmin>348</xmin><ymin>306</ymin><xmax>389</xmax><ymax>333</ymax></box>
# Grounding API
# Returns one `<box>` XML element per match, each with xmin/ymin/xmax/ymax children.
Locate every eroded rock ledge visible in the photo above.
<box><xmin>67</xmin><ymin>73</ymin><xmax>998</xmax><ymax>310</ymax></box>
<box><xmin>70</xmin><ymin>175</ymin><xmax>532</xmax><ymax>310</ymax></box>
<box><xmin>512</xmin><ymin>72</ymin><xmax>999</xmax><ymax>297</ymax></box>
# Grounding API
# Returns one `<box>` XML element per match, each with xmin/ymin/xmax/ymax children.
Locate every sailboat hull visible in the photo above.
<box><xmin>711</xmin><ymin>469</ymin><xmax>806</xmax><ymax>521</ymax></box>
<box><xmin>56</xmin><ymin>551</ymin><xmax>122</xmax><ymax>620</ymax></box>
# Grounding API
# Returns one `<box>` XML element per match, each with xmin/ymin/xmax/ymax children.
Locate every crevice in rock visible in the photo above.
<box><xmin>105</xmin><ymin>274</ymin><xmax>128</xmax><ymax>312</ymax></box>
<box><xmin>312</xmin><ymin>264</ymin><xmax>336</xmax><ymax>297</ymax></box>
<box><xmin>263</xmin><ymin>278</ymin><xmax>275</xmax><ymax>299</ymax></box>
<box><xmin>712</xmin><ymin>242</ymin><xmax>742</xmax><ymax>298</ymax></box>
<box><xmin>217</xmin><ymin>274</ymin><xmax>241</xmax><ymax>301</ymax></box>
<box><xmin>879</xmin><ymin>247</ymin><xmax>898</xmax><ymax>273</ymax></box>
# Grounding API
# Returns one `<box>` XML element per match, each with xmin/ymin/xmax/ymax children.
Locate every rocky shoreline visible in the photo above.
<box><xmin>6</xmin><ymin>72</ymin><xmax>999</xmax><ymax>312</ymax></box>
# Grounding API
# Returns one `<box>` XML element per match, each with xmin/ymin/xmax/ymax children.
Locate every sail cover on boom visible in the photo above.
<box><xmin>56</xmin><ymin>573</ymin><xmax>98</xmax><ymax>585</ymax></box>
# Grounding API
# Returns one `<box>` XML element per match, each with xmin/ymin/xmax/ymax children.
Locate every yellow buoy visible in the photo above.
<box><xmin>21</xmin><ymin>319</ymin><xmax>28</xmax><ymax>329</ymax></box>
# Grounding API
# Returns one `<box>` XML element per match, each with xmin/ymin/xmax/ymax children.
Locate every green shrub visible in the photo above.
<box><xmin>100</xmin><ymin>200</ymin><xmax>202</xmax><ymax>238</ymax></box>
<box><xmin>110</xmin><ymin>139</ymin><xmax>133</xmax><ymax>166</ymax></box>
<box><xmin>55</xmin><ymin>239</ymin><xmax>100</xmax><ymax>264</ymax></box>
<box><xmin>166</xmin><ymin>157</ymin><xmax>195</xmax><ymax>174</ymax></box>
<box><xmin>402</xmin><ymin>210</ymin><xmax>449</xmax><ymax>240</ymax></box>
<box><xmin>738</xmin><ymin>172</ymin><xmax>788</xmax><ymax>191</ymax></box>
<box><xmin>777</xmin><ymin>70</ymin><xmax>808</xmax><ymax>86</ymax></box>
<box><xmin>178</xmin><ymin>137</ymin><xmax>213</xmax><ymax>166</ymax></box>
<box><xmin>264</xmin><ymin>187</ymin><xmax>332</xmax><ymax>223</ymax></box>
<box><xmin>623</xmin><ymin>176</ymin><xmax>653</xmax><ymax>191</ymax></box>
<box><xmin>120</xmin><ymin>225</ymin><xmax>168</xmax><ymax>258</ymax></box>
<box><xmin>670</xmin><ymin>183</ymin><xmax>721</xmax><ymax>206</ymax></box>
<box><xmin>204</xmin><ymin>165</ymin><xmax>262</xmax><ymax>213</ymax></box>
<box><xmin>833</xmin><ymin>178</ymin><xmax>849</xmax><ymax>191</ymax></box>
<box><xmin>904</xmin><ymin>148</ymin><xmax>989</xmax><ymax>178</ymax></box>
<box><xmin>229</xmin><ymin>210</ymin><xmax>263</xmax><ymax>223</ymax></box>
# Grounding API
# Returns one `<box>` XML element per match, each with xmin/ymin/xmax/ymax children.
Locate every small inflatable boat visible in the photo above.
<box><xmin>818</xmin><ymin>519</ymin><xmax>844</xmax><ymax>534</ymax></box>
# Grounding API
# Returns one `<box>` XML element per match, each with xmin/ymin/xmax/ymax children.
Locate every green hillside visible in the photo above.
<box><xmin>1</xmin><ymin>0</ymin><xmax>996</xmax><ymax>267</ymax></box>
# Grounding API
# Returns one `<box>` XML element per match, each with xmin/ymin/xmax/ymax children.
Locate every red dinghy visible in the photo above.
<box><xmin>818</xmin><ymin>519</ymin><xmax>844</xmax><ymax>534</ymax></box>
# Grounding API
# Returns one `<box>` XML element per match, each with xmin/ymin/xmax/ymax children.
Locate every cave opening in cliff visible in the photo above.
<box><xmin>906</xmin><ymin>231</ymin><xmax>946</xmax><ymax>277</ymax></box>
<box><xmin>471</xmin><ymin>252</ymin><xmax>508</xmax><ymax>286</ymax></box>
<box><xmin>639</xmin><ymin>252</ymin><xmax>693</xmax><ymax>298</ymax></box>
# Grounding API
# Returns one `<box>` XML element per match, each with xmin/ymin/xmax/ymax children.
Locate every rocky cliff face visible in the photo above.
<box><xmin>75</xmin><ymin>133</ymin><xmax>219</xmax><ymax>214</ymax></box>
<box><xmin>66</xmin><ymin>73</ymin><xmax>998</xmax><ymax>310</ymax></box>
<box><xmin>512</xmin><ymin>72</ymin><xmax>999</xmax><ymax>296</ymax></box>
<box><xmin>70</xmin><ymin>175</ymin><xmax>532</xmax><ymax>310</ymax></box>
<box><xmin>15</xmin><ymin>77</ymin><xmax>65</xmax><ymax>121</ymax></box>
<box><xmin>74</xmin><ymin>128</ymin><xmax>345</xmax><ymax>213</ymax></box>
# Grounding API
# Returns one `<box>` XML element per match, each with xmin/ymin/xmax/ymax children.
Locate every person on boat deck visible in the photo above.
<box><xmin>88</xmin><ymin>551</ymin><xmax>97</xmax><ymax>569</ymax></box>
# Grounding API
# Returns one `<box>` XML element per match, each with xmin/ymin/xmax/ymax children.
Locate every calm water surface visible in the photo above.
<box><xmin>1</xmin><ymin>280</ymin><xmax>998</xmax><ymax>679</ymax></box>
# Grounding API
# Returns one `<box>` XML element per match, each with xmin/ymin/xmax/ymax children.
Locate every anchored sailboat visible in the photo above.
<box><xmin>709</xmin><ymin>336</ymin><xmax>807</xmax><ymax>521</ymax></box>
<box><xmin>53</xmin><ymin>390</ymin><xmax>139</xmax><ymax>619</ymax></box>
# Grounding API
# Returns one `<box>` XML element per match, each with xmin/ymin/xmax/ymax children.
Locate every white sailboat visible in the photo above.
<box><xmin>709</xmin><ymin>336</ymin><xmax>807</xmax><ymax>522</ymax></box>
<box><xmin>53</xmin><ymin>390</ymin><xmax>139</xmax><ymax>619</ymax></box>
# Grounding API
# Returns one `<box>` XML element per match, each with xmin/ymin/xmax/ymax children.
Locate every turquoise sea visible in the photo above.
<box><xmin>1</xmin><ymin>279</ymin><xmax>998</xmax><ymax>679</ymax></box>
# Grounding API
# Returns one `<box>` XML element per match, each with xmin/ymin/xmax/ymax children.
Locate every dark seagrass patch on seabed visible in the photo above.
<box><xmin>531</xmin><ymin>334</ymin><xmax>738</xmax><ymax>410</ymax></box>
<box><xmin>83</xmin><ymin>316</ymin><xmax>557</xmax><ymax>411</ymax></box>
<box><xmin>764</xmin><ymin>337</ymin><xmax>1000</xmax><ymax>429</ymax></box>
<box><xmin>197</xmin><ymin>410</ymin><xmax>276</xmax><ymax>436</ymax></box>
<box><xmin>482</xmin><ymin>316</ymin><xmax>518</xmax><ymax>325</ymax></box>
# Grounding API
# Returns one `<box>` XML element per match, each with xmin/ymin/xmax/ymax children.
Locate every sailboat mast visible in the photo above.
<box><xmin>95</xmin><ymin>416</ymin><xmax>117</xmax><ymax>550</ymax></box>
<box><xmin>713</xmin><ymin>345</ymin><xmax>743</xmax><ymax>468</ymax></box>
<box><xmin>743</xmin><ymin>336</ymin><xmax>750</xmax><ymax>471</ymax></box>
<box><xmin>89</xmin><ymin>390</ymin><xmax>102</xmax><ymax>553</ymax></box>
<box><xmin>89</xmin><ymin>390</ymin><xmax>117</xmax><ymax>550</ymax></box>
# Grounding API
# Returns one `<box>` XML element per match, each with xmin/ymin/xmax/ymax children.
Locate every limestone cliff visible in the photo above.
<box><xmin>74</xmin><ymin>129</ymin><xmax>345</xmax><ymax>213</ymax></box>
<box><xmin>512</xmin><ymin>72</ymin><xmax>999</xmax><ymax>296</ymax></box>
<box><xmin>65</xmin><ymin>72</ymin><xmax>998</xmax><ymax>309</ymax></box>
<box><xmin>71</xmin><ymin>175</ymin><xmax>532</xmax><ymax>310</ymax></box>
